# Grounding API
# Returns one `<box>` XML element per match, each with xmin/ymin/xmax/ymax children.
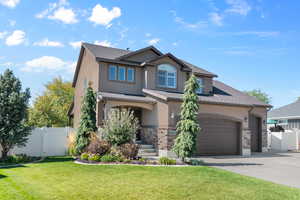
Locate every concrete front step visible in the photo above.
<box><xmin>138</xmin><ymin>152</ymin><xmax>157</xmax><ymax>157</ymax></box>
<box><xmin>139</xmin><ymin>148</ymin><xmax>156</xmax><ymax>153</ymax></box>
<box><xmin>140</xmin><ymin>144</ymin><xmax>155</xmax><ymax>149</ymax></box>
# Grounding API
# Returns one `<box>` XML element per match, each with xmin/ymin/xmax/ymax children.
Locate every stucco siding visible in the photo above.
<box><xmin>73</xmin><ymin>49</ymin><xmax>99</xmax><ymax>128</ymax></box>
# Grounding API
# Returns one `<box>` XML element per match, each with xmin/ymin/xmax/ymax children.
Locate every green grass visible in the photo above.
<box><xmin>0</xmin><ymin>157</ymin><xmax>300</xmax><ymax>200</ymax></box>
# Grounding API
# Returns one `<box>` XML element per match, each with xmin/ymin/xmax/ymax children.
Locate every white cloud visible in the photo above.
<box><xmin>234</xmin><ymin>31</ymin><xmax>280</xmax><ymax>37</ymax></box>
<box><xmin>34</xmin><ymin>38</ymin><xmax>64</xmax><ymax>47</ymax></box>
<box><xmin>147</xmin><ymin>38</ymin><xmax>160</xmax><ymax>45</ymax></box>
<box><xmin>94</xmin><ymin>40</ymin><xmax>112</xmax><ymax>47</ymax></box>
<box><xmin>225</xmin><ymin>0</ymin><xmax>251</xmax><ymax>16</ymax></box>
<box><xmin>0</xmin><ymin>0</ymin><xmax>20</xmax><ymax>8</ymax></box>
<box><xmin>172</xmin><ymin>42</ymin><xmax>178</xmax><ymax>46</ymax></box>
<box><xmin>5</xmin><ymin>30</ymin><xmax>25</xmax><ymax>46</ymax></box>
<box><xmin>36</xmin><ymin>0</ymin><xmax>77</xmax><ymax>24</ymax></box>
<box><xmin>145</xmin><ymin>33</ymin><xmax>151</xmax><ymax>37</ymax></box>
<box><xmin>69</xmin><ymin>41</ymin><xmax>82</xmax><ymax>49</ymax></box>
<box><xmin>209</xmin><ymin>12</ymin><xmax>223</xmax><ymax>26</ymax></box>
<box><xmin>22</xmin><ymin>56</ymin><xmax>75</xmax><ymax>73</ymax></box>
<box><xmin>48</xmin><ymin>7</ymin><xmax>77</xmax><ymax>24</ymax></box>
<box><xmin>0</xmin><ymin>31</ymin><xmax>8</xmax><ymax>39</ymax></box>
<box><xmin>171</xmin><ymin>10</ymin><xmax>207</xmax><ymax>29</ymax></box>
<box><xmin>89</xmin><ymin>4</ymin><xmax>121</xmax><ymax>27</ymax></box>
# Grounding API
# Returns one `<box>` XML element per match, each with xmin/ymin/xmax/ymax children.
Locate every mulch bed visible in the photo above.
<box><xmin>75</xmin><ymin>159</ymin><xmax>189</xmax><ymax>167</ymax></box>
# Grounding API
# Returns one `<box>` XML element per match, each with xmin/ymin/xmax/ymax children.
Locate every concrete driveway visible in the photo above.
<box><xmin>197</xmin><ymin>152</ymin><xmax>300</xmax><ymax>189</ymax></box>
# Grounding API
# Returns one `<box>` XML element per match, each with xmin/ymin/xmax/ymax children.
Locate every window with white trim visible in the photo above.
<box><xmin>196</xmin><ymin>77</ymin><xmax>204</xmax><ymax>94</ymax></box>
<box><xmin>157</xmin><ymin>64</ymin><xmax>177</xmax><ymax>88</ymax></box>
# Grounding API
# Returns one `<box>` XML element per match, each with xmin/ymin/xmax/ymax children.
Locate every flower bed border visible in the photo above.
<box><xmin>75</xmin><ymin>159</ymin><xmax>190</xmax><ymax>167</ymax></box>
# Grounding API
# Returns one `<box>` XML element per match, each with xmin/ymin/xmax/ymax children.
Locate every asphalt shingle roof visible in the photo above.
<box><xmin>83</xmin><ymin>43</ymin><xmax>130</xmax><ymax>59</ymax></box>
<box><xmin>268</xmin><ymin>99</ymin><xmax>300</xmax><ymax>119</ymax></box>
<box><xmin>143</xmin><ymin>80</ymin><xmax>271</xmax><ymax>107</ymax></box>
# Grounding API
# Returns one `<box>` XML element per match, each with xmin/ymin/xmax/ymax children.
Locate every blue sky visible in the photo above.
<box><xmin>0</xmin><ymin>0</ymin><xmax>299</xmax><ymax>108</ymax></box>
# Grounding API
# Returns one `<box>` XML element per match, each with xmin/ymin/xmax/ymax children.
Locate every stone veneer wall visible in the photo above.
<box><xmin>140</xmin><ymin>127</ymin><xmax>158</xmax><ymax>148</ymax></box>
<box><xmin>242</xmin><ymin>128</ymin><xmax>251</xmax><ymax>156</ymax></box>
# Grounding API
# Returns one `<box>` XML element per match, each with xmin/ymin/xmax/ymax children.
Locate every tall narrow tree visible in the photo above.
<box><xmin>0</xmin><ymin>69</ymin><xmax>32</xmax><ymax>160</ymax></box>
<box><xmin>75</xmin><ymin>83</ymin><xmax>97</xmax><ymax>154</ymax></box>
<box><xmin>172</xmin><ymin>74</ymin><xmax>200</xmax><ymax>161</ymax></box>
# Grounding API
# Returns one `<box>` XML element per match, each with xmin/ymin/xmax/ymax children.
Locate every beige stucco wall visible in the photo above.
<box><xmin>145</xmin><ymin>57</ymin><xmax>188</xmax><ymax>93</ymax></box>
<box><xmin>73</xmin><ymin>49</ymin><xmax>99</xmax><ymax>128</ymax></box>
<box><xmin>99</xmin><ymin>62</ymin><xmax>144</xmax><ymax>95</ymax></box>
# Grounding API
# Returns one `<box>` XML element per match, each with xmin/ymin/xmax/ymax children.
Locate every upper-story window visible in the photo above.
<box><xmin>108</xmin><ymin>64</ymin><xmax>135</xmax><ymax>82</ymax></box>
<box><xmin>157</xmin><ymin>64</ymin><xmax>177</xmax><ymax>88</ymax></box>
<box><xmin>118</xmin><ymin>66</ymin><xmax>126</xmax><ymax>81</ymax></box>
<box><xmin>127</xmin><ymin>68</ymin><xmax>135</xmax><ymax>82</ymax></box>
<box><xmin>109</xmin><ymin>65</ymin><xmax>117</xmax><ymax>80</ymax></box>
<box><xmin>196</xmin><ymin>77</ymin><xmax>204</xmax><ymax>94</ymax></box>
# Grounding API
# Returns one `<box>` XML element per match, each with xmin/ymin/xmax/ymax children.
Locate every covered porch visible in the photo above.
<box><xmin>97</xmin><ymin>92</ymin><xmax>158</xmax><ymax>147</ymax></box>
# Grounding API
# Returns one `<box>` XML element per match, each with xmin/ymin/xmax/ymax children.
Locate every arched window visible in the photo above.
<box><xmin>157</xmin><ymin>64</ymin><xmax>177</xmax><ymax>88</ymax></box>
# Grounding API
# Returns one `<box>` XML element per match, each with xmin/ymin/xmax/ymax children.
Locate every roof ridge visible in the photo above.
<box><xmin>82</xmin><ymin>42</ymin><xmax>131</xmax><ymax>52</ymax></box>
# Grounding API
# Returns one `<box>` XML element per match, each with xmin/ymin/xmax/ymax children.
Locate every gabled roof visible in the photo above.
<box><xmin>72</xmin><ymin>42</ymin><xmax>218</xmax><ymax>87</ymax></box>
<box><xmin>268</xmin><ymin>99</ymin><xmax>300</xmax><ymax>119</ymax></box>
<box><xmin>143</xmin><ymin>80</ymin><xmax>271</xmax><ymax>107</ymax></box>
<box><xmin>83</xmin><ymin>43</ymin><xmax>130</xmax><ymax>59</ymax></box>
<box><xmin>116</xmin><ymin>46</ymin><xmax>163</xmax><ymax>61</ymax></box>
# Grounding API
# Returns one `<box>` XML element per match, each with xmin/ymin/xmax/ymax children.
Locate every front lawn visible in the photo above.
<box><xmin>0</xmin><ymin>157</ymin><xmax>299</xmax><ymax>200</ymax></box>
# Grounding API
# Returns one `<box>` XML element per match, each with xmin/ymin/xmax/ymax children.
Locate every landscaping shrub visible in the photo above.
<box><xmin>86</xmin><ymin>135</ymin><xmax>111</xmax><ymax>156</ymax></box>
<box><xmin>88</xmin><ymin>154</ymin><xmax>101</xmax><ymax>162</ymax></box>
<box><xmin>159</xmin><ymin>157</ymin><xmax>176</xmax><ymax>165</ymax></box>
<box><xmin>0</xmin><ymin>154</ymin><xmax>39</xmax><ymax>164</ymax></box>
<box><xmin>101</xmin><ymin>109</ymin><xmax>139</xmax><ymax>146</ymax></box>
<box><xmin>80</xmin><ymin>153</ymin><xmax>89</xmax><ymax>160</ymax></box>
<box><xmin>100</xmin><ymin>154</ymin><xmax>123</xmax><ymax>162</ymax></box>
<box><xmin>113</xmin><ymin>143</ymin><xmax>139</xmax><ymax>160</ymax></box>
<box><xmin>189</xmin><ymin>159</ymin><xmax>203</xmax><ymax>166</ymax></box>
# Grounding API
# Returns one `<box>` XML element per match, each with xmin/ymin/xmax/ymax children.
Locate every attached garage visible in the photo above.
<box><xmin>196</xmin><ymin>115</ymin><xmax>241</xmax><ymax>155</ymax></box>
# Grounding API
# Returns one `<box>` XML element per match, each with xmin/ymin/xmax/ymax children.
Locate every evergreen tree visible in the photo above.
<box><xmin>172</xmin><ymin>74</ymin><xmax>200</xmax><ymax>161</ymax></box>
<box><xmin>75</xmin><ymin>83</ymin><xmax>97</xmax><ymax>154</ymax></box>
<box><xmin>0</xmin><ymin>69</ymin><xmax>32</xmax><ymax>160</ymax></box>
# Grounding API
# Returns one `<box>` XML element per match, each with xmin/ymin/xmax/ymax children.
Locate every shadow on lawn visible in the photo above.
<box><xmin>0</xmin><ymin>164</ymin><xmax>27</xmax><ymax>169</ymax></box>
<box><xmin>0</xmin><ymin>174</ymin><xmax>7</xmax><ymax>179</ymax></box>
<box><xmin>39</xmin><ymin>157</ymin><xmax>74</xmax><ymax>164</ymax></box>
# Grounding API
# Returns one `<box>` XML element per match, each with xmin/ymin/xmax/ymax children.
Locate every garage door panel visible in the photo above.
<box><xmin>196</xmin><ymin>117</ymin><xmax>240</xmax><ymax>155</ymax></box>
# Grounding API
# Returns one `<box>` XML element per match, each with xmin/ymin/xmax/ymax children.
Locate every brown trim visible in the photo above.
<box><xmin>96</xmin><ymin>57</ymin><xmax>142</xmax><ymax>67</ymax></box>
<box><xmin>72</xmin><ymin>46</ymin><xmax>85</xmax><ymax>87</ymax></box>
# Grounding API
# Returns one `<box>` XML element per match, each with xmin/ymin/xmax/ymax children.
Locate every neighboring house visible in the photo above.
<box><xmin>69</xmin><ymin>43</ymin><xmax>271</xmax><ymax>157</ymax></box>
<box><xmin>268</xmin><ymin>99</ymin><xmax>300</xmax><ymax>130</ymax></box>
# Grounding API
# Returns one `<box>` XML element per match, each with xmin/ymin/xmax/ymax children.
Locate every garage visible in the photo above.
<box><xmin>196</xmin><ymin>116</ymin><xmax>241</xmax><ymax>155</ymax></box>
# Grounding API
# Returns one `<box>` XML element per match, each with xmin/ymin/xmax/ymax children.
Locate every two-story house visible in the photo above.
<box><xmin>69</xmin><ymin>43</ymin><xmax>272</xmax><ymax>157</ymax></box>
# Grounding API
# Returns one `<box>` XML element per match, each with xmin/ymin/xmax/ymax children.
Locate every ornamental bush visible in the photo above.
<box><xmin>110</xmin><ymin>143</ymin><xmax>139</xmax><ymax>160</ymax></box>
<box><xmin>159</xmin><ymin>157</ymin><xmax>176</xmax><ymax>165</ymax></box>
<box><xmin>101</xmin><ymin>109</ymin><xmax>139</xmax><ymax>146</ymax></box>
<box><xmin>86</xmin><ymin>134</ymin><xmax>111</xmax><ymax>156</ymax></box>
<box><xmin>80</xmin><ymin>153</ymin><xmax>89</xmax><ymax>160</ymax></box>
<box><xmin>88</xmin><ymin>154</ymin><xmax>101</xmax><ymax>162</ymax></box>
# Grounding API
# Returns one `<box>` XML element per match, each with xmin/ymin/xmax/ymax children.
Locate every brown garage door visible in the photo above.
<box><xmin>196</xmin><ymin>117</ymin><xmax>240</xmax><ymax>155</ymax></box>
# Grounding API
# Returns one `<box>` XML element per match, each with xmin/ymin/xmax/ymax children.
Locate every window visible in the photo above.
<box><xmin>196</xmin><ymin>77</ymin><xmax>204</xmax><ymax>94</ymax></box>
<box><xmin>108</xmin><ymin>65</ymin><xmax>117</xmax><ymax>80</ymax></box>
<box><xmin>157</xmin><ymin>64</ymin><xmax>177</xmax><ymax>88</ymax></box>
<box><xmin>118</xmin><ymin>66</ymin><xmax>126</xmax><ymax>81</ymax></box>
<box><xmin>127</xmin><ymin>68</ymin><xmax>135</xmax><ymax>82</ymax></box>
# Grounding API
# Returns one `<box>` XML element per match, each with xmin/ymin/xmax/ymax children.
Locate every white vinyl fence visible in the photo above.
<box><xmin>269</xmin><ymin>130</ymin><xmax>300</xmax><ymax>151</ymax></box>
<box><xmin>0</xmin><ymin>127</ymin><xmax>75</xmax><ymax>157</ymax></box>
